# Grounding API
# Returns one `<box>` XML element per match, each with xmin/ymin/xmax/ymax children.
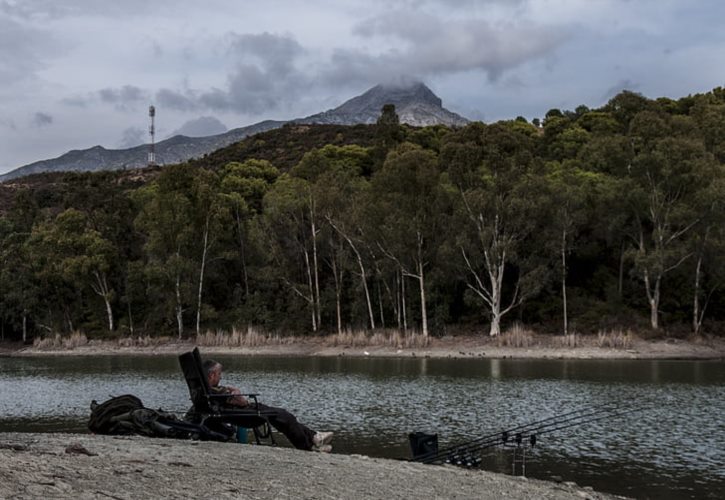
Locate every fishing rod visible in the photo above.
<box><xmin>416</xmin><ymin>402</ymin><xmax>648</xmax><ymax>466</ymax></box>
<box><xmin>415</xmin><ymin>401</ymin><xmax>622</xmax><ymax>463</ymax></box>
<box><xmin>446</xmin><ymin>403</ymin><xmax>650</xmax><ymax>463</ymax></box>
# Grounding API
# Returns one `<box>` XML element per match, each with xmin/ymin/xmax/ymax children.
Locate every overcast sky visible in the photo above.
<box><xmin>1</xmin><ymin>0</ymin><xmax>724</xmax><ymax>172</ymax></box>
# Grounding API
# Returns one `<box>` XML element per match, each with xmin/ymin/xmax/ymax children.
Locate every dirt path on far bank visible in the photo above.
<box><xmin>0</xmin><ymin>433</ymin><xmax>623</xmax><ymax>500</ymax></box>
<box><xmin>4</xmin><ymin>335</ymin><xmax>725</xmax><ymax>360</ymax></box>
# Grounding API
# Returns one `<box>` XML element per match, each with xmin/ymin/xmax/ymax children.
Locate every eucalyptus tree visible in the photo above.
<box><xmin>367</xmin><ymin>143</ymin><xmax>450</xmax><ymax>337</ymax></box>
<box><xmin>189</xmin><ymin>168</ymin><xmax>228</xmax><ymax>335</ymax></box>
<box><xmin>447</xmin><ymin>122</ymin><xmax>548</xmax><ymax>336</ymax></box>
<box><xmin>263</xmin><ymin>174</ymin><xmax>322</xmax><ymax>332</ymax></box>
<box><xmin>544</xmin><ymin>161</ymin><xmax>604</xmax><ymax>335</ymax></box>
<box><xmin>0</xmin><ymin>217</ymin><xmax>37</xmax><ymax>342</ymax></box>
<box><xmin>26</xmin><ymin>209</ymin><xmax>117</xmax><ymax>332</ymax></box>
<box><xmin>626</xmin><ymin>111</ymin><xmax>716</xmax><ymax>329</ymax></box>
<box><xmin>220</xmin><ymin>160</ymin><xmax>279</xmax><ymax>299</ymax></box>
<box><xmin>302</xmin><ymin>145</ymin><xmax>376</xmax><ymax>330</ymax></box>
<box><xmin>689</xmin><ymin>176</ymin><xmax>725</xmax><ymax>334</ymax></box>
<box><xmin>133</xmin><ymin>165</ymin><xmax>197</xmax><ymax>338</ymax></box>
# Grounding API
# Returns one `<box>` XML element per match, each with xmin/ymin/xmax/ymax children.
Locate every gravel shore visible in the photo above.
<box><xmin>0</xmin><ymin>433</ymin><xmax>624</xmax><ymax>500</ymax></box>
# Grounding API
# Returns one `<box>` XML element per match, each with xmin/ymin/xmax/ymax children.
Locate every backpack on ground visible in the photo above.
<box><xmin>88</xmin><ymin>394</ymin><xmax>144</xmax><ymax>435</ymax></box>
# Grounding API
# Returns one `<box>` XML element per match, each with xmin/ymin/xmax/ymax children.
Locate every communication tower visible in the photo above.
<box><xmin>148</xmin><ymin>105</ymin><xmax>156</xmax><ymax>166</ymax></box>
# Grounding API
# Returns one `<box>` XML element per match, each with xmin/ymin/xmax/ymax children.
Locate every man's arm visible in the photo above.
<box><xmin>217</xmin><ymin>385</ymin><xmax>250</xmax><ymax>408</ymax></box>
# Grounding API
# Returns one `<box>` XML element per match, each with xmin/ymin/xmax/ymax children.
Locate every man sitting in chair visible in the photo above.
<box><xmin>203</xmin><ymin>359</ymin><xmax>334</xmax><ymax>452</ymax></box>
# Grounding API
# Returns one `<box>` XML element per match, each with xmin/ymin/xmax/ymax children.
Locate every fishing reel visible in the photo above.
<box><xmin>501</xmin><ymin>431</ymin><xmax>537</xmax><ymax>448</ymax></box>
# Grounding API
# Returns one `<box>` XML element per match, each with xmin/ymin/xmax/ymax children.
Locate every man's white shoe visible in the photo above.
<box><xmin>313</xmin><ymin>444</ymin><xmax>332</xmax><ymax>453</ymax></box>
<box><xmin>313</xmin><ymin>431</ymin><xmax>334</xmax><ymax>447</ymax></box>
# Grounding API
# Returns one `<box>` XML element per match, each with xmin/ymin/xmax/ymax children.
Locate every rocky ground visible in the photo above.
<box><xmin>0</xmin><ymin>433</ymin><xmax>624</xmax><ymax>500</ymax></box>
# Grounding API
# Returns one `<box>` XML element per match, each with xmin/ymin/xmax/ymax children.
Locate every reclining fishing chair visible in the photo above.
<box><xmin>179</xmin><ymin>347</ymin><xmax>276</xmax><ymax>445</ymax></box>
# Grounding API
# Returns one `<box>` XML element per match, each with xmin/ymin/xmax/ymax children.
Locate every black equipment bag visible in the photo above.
<box><xmin>88</xmin><ymin>394</ymin><xmax>144</xmax><ymax>435</ymax></box>
<box><xmin>409</xmin><ymin>431</ymin><xmax>439</xmax><ymax>459</ymax></box>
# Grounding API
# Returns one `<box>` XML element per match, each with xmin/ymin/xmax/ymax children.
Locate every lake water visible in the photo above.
<box><xmin>1</xmin><ymin>354</ymin><xmax>723</xmax><ymax>499</ymax></box>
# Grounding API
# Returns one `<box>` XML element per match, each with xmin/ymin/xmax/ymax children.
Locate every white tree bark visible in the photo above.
<box><xmin>91</xmin><ymin>270</ymin><xmax>114</xmax><ymax>332</ymax></box>
<box><xmin>327</xmin><ymin>217</ymin><xmax>376</xmax><ymax>330</ymax></box>
<box><xmin>418</xmin><ymin>260</ymin><xmax>428</xmax><ymax>337</ymax></box>
<box><xmin>303</xmin><ymin>247</ymin><xmax>317</xmax><ymax>332</ymax></box>
<box><xmin>309</xmin><ymin>196</ymin><xmax>321</xmax><ymax>329</ymax></box>
<box><xmin>174</xmin><ymin>249</ymin><xmax>184</xmax><ymax>339</ymax></box>
<box><xmin>196</xmin><ymin>215</ymin><xmax>211</xmax><ymax>336</ymax></box>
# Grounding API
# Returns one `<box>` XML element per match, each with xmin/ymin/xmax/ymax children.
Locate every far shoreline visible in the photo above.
<box><xmin>3</xmin><ymin>333</ymin><xmax>724</xmax><ymax>361</ymax></box>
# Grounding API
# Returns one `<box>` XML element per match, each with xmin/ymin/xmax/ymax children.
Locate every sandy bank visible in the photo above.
<box><xmin>5</xmin><ymin>335</ymin><xmax>725</xmax><ymax>360</ymax></box>
<box><xmin>0</xmin><ymin>433</ymin><xmax>621</xmax><ymax>499</ymax></box>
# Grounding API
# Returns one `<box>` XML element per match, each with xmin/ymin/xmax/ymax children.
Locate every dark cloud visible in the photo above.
<box><xmin>118</xmin><ymin>126</ymin><xmax>146</xmax><ymax>149</ymax></box>
<box><xmin>98</xmin><ymin>85</ymin><xmax>148</xmax><ymax>110</ymax></box>
<box><xmin>322</xmin><ymin>11</ymin><xmax>568</xmax><ymax>85</ymax></box>
<box><xmin>227</xmin><ymin>32</ymin><xmax>304</xmax><ymax>76</ymax></box>
<box><xmin>159</xmin><ymin>32</ymin><xmax>308</xmax><ymax>115</ymax></box>
<box><xmin>171</xmin><ymin>116</ymin><xmax>228</xmax><ymax>137</ymax></box>
<box><xmin>31</xmin><ymin>112</ymin><xmax>53</xmax><ymax>127</ymax></box>
<box><xmin>156</xmin><ymin>88</ymin><xmax>198</xmax><ymax>112</ymax></box>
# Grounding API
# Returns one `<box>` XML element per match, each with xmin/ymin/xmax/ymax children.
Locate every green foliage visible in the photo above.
<box><xmin>2</xmin><ymin>86</ymin><xmax>725</xmax><ymax>340</ymax></box>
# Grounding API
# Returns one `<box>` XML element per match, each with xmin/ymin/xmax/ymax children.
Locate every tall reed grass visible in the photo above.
<box><xmin>327</xmin><ymin>328</ymin><xmax>430</xmax><ymax>348</ymax></box>
<box><xmin>596</xmin><ymin>328</ymin><xmax>633</xmax><ymax>349</ymax></box>
<box><xmin>496</xmin><ymin>323</ymin><xmax>536</xmax><ymax>348</ymax></box>
<box><xmin>554</xmin><ymin>332</ymin><xmax>581</xmax><ymax>348</ymax></box>
<box><xmin>33</xmin><ymin>331</ymin><xmax>88</xmax><ymax>349</ymax></box>
<box><xmin>117</xmin><ymin>335</ymin><xmax>172</xmax><ymax>347</ymax></box>
<box><xmin>195</xmin><ymin>326</ymin><xmax>294</xmax><ymax>347</ymax></box>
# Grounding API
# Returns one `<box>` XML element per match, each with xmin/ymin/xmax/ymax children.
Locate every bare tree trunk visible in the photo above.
<box><xmin>127</xmin><ymin>300</ymin><xmax>134</xmax><ymax>336</ymax></box>
<box><xmin>65</xmin><ymin>307</ymin><xmax>74</xmax><ymax>334</ymax></box>
<box><xmin>401</xmin><ymin>269</ymin><xmax>407</xmax><ymax>333</ymax></box>
<box><xmin>303</xmin><ymin>248</ymin><xmax>317</xmax><ymax>332</ymax></box>
<box><xmin>175</xmin><ymin>272</ymin><xmax>183</xmax><ymax>339</ymax></box>
<box><xmin>561</xmin><ymin>228</ymin><xmax>568</xmax><ymax>336</ymax></box>
<box><xmin>395</xmin><ymin>272</ymin><xmax>401</xmax><ymax>330</ymax></box>
<box><xmin>22</xmin><ymin>313</ymin><xmax>27</xmax><ymax>343</ymax></box>
<box><xmin>327</xmin><ymin>218</ymin><xmax>375</xmax><ymax>329</ymax></box>
<box><xmin>638</xmin><ymin>228</ymin><xmax>660</xmax><ymax>330</ymax></box>
<box><xmin>335</xmin><ymin>290</ymin><xmax>342</xmax><ymax>334</ymax></box>
<box><xmin>418</xmin><ymin>260</ymin><xmax>428</xmax><ymax>337</ymax></box>
<box><xmin>310</xmin><ymin>202</ymin><xmax>321</xmax><ymax>329</ymax></box>
<box><xmin>196</xmin><ymin>216</ymin><xmax>210</xmax><ymax>336</ymax></box>
<box><xmin>92</xmin><ymin>271</ymin><xmax>114</xmax><ymax>332</ymax></box>
<box><xmin>693</xmin><ymin>253</ymin><xmax>702</xmax><ymax>335</ymax></box>
<box><xmin>377</xmin><ymin>282</ymin><xmax>385</xmax><ymax>329</ymax></box>
<box><xmin>104</xmin><ymin>298</ymin><xmax>114</xmax><ymax>332</ymax></box>
<box><xmin>644</xmin><ymin>272</ymin><xmax>660</xmax><ymax>330</ymax></box>
<box><xmin>331</xmin><ymin>257</ymin><xmax>342</xmax><ymax>334</ymax></box>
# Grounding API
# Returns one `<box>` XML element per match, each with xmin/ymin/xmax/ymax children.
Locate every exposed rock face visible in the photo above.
<box><xmin>0</xmin><ymin>83</ymin><xmax>469</xmax><ymax>182</ymax></box>
<box><xmin>299</xmin><ymin>82</ymin><xmax>469</xmax><ymax>127</ymax></box>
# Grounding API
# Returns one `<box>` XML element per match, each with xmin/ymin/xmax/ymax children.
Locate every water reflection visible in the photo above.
<box><xmin>0</xmin><ymin>355</ymin><xmax>723</xmax><ymax>499</ymax></box>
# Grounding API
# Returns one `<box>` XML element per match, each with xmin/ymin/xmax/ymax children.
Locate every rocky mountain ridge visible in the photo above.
<box><xmin>0</xmin><ymin>83</ymin><xmax>468</xmax><ymax>182</ymax></box>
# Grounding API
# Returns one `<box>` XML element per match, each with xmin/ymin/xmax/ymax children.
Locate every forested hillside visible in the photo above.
<box><xmin>2</xmin><ymin>89</ymin><xmax>724</xmax><ymax>342</ymax></box>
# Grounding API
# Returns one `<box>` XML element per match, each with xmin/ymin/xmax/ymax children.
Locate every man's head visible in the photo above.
<box><xmin>203</xmin><ymin>359</ymin><xmax>222</xmax><ymax>387</ymax></box>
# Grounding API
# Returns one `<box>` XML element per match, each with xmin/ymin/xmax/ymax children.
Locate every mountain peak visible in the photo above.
<box><xmin>355</xmin><ymin>82</ymin><xmax>442</xmax><ymax>110</ymax></box>
<box><xmin>300</xmin><ymin>82</ymin><xmax>468</xmax><ymax>127</ymax></box>
<box><xmin>1</xmin><ymin>83</ymin><xmax>468</xmax><ymax>181</ymax></box>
